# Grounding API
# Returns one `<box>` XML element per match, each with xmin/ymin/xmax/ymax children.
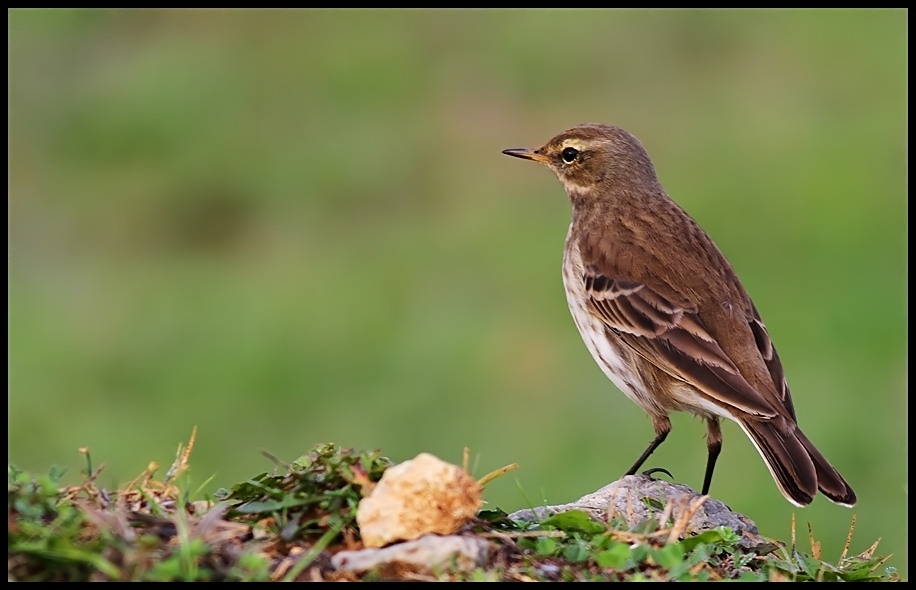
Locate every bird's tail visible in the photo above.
<box><xmin>795</xmin><ymin>428</ymin><xmax>857</xmax><ymax>506</ymax></box>
<box><xmin>740</xmin><ymin>419</ymin><xmax>856</xmax><ymax>507</ymax></box>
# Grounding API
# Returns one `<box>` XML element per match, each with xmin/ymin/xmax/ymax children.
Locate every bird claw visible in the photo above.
<box><xmin>641</xmin><ymin>467</ymin><xmax>674</xmax><ymax>480</ymax></box>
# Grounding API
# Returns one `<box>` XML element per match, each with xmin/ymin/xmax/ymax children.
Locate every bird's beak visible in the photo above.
<box><xmin>502</xmin><ymin>147</ymin><xmax>549</xmax><ymax>164</ymax></box>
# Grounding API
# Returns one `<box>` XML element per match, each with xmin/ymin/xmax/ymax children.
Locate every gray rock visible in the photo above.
<box><xmin>508</xmin><ymin>474</ymin><xmax>765</xmax><ymax>549</ymax></box>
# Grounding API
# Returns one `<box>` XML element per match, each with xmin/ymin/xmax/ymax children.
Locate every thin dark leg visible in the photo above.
<box><xmin>624</xmin><ymin>429</ymin><xmax>669</xmax><ymax>476</ymax></box>
<box><xmin>702</xmin><ymin>418</ymin><xmax>723</xmax><ymax>495</ymax></box>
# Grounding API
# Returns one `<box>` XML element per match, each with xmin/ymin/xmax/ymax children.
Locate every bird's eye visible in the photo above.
<box><xmin>561</xmin><ymin>147</ymin><xmax>580</xmax><ymax>163</ymax></box>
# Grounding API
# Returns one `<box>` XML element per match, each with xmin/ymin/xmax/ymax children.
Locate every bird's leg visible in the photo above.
<box><xmin>702</xmin><ymin>417</ymin><xmax>723</xmax><ymax>495</ymax></box>
<box><xmin>624</xmin><ymin>416</ymin><xmax>671</xmax><ymax>476</ymax></box>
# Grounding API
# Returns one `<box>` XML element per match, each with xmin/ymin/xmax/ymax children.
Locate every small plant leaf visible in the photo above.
<box><xmin>540</xmin><ymin>510</ymin><xmax>605</xmax><ymax>535</ymax></box>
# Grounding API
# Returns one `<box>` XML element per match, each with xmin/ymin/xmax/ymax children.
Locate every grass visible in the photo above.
<box><xmin>7</xmin><ymin>437</ymin><xmax>903</xmax><ymax>582</ymax></box>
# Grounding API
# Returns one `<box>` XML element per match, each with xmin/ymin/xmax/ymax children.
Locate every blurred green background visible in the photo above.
<box><xmin>9</xmin><ymin>8</ymin><xmax>907</xmax><ymax>577</ymax></box>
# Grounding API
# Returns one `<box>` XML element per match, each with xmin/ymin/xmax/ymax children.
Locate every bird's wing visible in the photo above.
<box><xmin>747</xmin><ymin>305</ymin><xmax>797</xmax><ymax>420</ymax></box>
<box><xmin>582</xmin><ymin>268</ymin><xmax>777</xmax><ymax>418</ymax></box>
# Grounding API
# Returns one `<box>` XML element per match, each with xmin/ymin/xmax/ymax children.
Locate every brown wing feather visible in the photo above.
<box><xmin>748</xmin><ymin>305</ymin><xmax>797</xmax><ymax>420</ymax></box>
<box><xmin>583</xmin><ymin>266</ymin><xmax>776</xmax><ymax>418</ymax></box>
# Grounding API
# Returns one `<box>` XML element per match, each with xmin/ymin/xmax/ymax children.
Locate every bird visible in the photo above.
<box><xmin>502</xmin><ymin>123</ymin><xmax>856</xmax><ymax>507</ymax></box>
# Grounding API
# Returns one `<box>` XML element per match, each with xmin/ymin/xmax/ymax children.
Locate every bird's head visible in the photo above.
<box><xmin>502</xmin><ymin>123</ymin><xmax>661</xmax><ymax>198</ymax></box>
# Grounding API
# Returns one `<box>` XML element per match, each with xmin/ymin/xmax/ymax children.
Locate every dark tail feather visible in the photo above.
<box><xmin>795</xmin><ymin>429</ymin><xmax>857</xmax><ymax>507</ymax></box>
<box><xmin>741</xmin><ymin>419</ymin><xmax>818</xmax><ymax>507</ymax></box>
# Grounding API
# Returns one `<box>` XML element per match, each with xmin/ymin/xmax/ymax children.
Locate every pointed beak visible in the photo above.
<box><xmin>502</xmin><ymin>147</ymin><xmax>549</xmax><ymax>164</ymax></box>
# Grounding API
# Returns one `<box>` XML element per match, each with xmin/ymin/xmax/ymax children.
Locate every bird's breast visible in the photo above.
<box><xmin>562</xmin><ymin>226</ymin><xmax>669</xmax><ymax>417</ymax></box>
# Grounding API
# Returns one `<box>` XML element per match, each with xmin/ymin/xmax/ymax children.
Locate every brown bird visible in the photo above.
<box><xmin>502</xmin><ymin>123</ymin><xmax>855</xmax><ymax>507</ymax></box>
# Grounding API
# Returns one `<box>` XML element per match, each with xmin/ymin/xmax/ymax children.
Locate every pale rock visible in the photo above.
<box><xmin>356</xmin><ymin>452</ymin><xmax>482</xmax><ymax>548</ymax></box>
<box><xmin>332</xmin><ymin>534</ymin><xmax>494</xmax><ymax>575</ymax></box>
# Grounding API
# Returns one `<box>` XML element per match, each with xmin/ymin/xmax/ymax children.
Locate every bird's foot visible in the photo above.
<box><xmin>640</xmin><ymin>467</ymin><xmax>674</xmax><ymax>480</ymax></box>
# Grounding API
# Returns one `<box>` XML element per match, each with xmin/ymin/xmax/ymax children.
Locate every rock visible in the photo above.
<box><xmin>356</xmin><ymin>453</ymin><xmax>482</xmax><ymax>548</ymax></box>
<box><xmin>332</xmin><ymin>534</ymin><xmax>494</xmax><ymax>575</ymax></box>
<box><xmin>508</xmin><ymin>474</ymin><xmax>766</xmax><ymax>549</ymax></box>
